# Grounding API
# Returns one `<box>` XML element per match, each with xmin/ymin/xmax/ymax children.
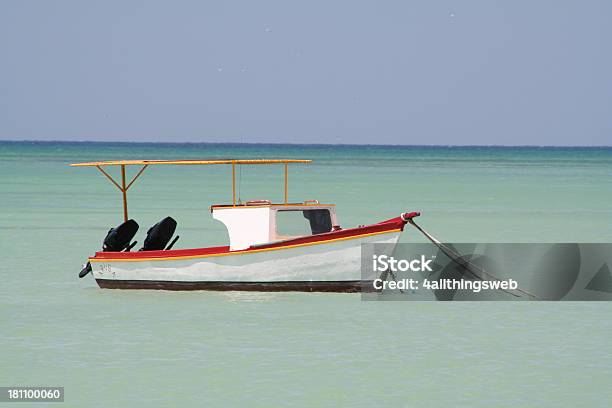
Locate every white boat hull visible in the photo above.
<box><xmin>92</xmin><ymin>230</ymin><xmax>401</xmax><ymax>292</ymax></box>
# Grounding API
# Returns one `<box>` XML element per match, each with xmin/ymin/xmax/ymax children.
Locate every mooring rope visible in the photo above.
<box><xmin>406</xmin><ymin>218</ymin><xmax>539</xmax><ymax>300</ymax></box>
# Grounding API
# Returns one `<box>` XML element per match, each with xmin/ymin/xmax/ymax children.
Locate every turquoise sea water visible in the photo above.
<box><xmin>1</xmin><ymin>141</ymin><xmax>612</xmax><ymax>407</ymax></box>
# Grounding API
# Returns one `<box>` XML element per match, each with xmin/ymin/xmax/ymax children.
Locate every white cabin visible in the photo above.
<box><xmin>212</xmin><ymin>201</ymin><xmax>339</xmax><ymax>250</ymax></box>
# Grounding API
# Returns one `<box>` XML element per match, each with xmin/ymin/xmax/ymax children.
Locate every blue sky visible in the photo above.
<box><xmin>1</xmin><ymin>1</ymin><xmax>610</xmax><ymax>145</ymax></box>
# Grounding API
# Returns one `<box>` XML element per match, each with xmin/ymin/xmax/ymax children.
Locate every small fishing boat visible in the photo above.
<box><xmin>73</xmin><ymin>159</ymin><xmax>418</xmax><ymax>292</ymax></box>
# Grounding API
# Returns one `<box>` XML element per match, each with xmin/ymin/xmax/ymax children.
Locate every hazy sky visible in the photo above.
<box><xmin>1</xmin><ymin>1</ymin><xmax>610</xmax><ymax>145</ymax></box>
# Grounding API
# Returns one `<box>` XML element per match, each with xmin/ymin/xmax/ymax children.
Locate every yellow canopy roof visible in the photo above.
<box><xmin>70</xmin><ymin>158</ymin><xmax>311</xmax><ymax>221</ymax></box>
<box><xmin>70</xmin><ymin>159</ymin><xmax>311</xmax><ymax>167</ymax></box>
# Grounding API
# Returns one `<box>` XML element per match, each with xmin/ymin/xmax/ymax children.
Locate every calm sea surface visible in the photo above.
<box><xmin>1</xmin><ymin>141</ymin><xmax>611</xmax><ymax>407</ymax></box>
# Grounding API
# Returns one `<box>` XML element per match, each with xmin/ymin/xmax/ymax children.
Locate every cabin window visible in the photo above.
<box><xmin>276</xmin><ymin>209</ymin><xmax>332</xmax><ymax>237</ymax></box>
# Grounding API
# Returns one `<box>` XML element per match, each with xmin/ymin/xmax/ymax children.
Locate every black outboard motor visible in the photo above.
<box><xmin>79</xmin><ymin>219</ymin><xmax>139</xmax><ymax>278</ymax></box>
<box><xmin>103</xmin><ymin>219</ymin><xmax>140</xmax><ymax>252</ymax></box>
<box><xmin>139</xmin><ymin>217</ymin><xmax>179</xmax><ymax>251</ymax></box>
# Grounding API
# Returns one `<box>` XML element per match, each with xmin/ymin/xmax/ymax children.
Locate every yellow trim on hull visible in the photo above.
<box><xmin>90</xmin><ymin>228</ymin><xmax>402</xmax><ymax>263</ymax></box>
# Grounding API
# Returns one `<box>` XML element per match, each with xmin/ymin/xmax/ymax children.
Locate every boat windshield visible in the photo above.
<box><xmin>276</xmin><ymin>209</ymin><xmax>332</xmax><ymax>237</ymax></box>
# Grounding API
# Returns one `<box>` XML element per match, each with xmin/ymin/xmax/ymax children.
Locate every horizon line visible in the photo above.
<box><xmin>0</xmin><ymin>139</ymin><xmax>610</xmax><ymax>148</ymax></box>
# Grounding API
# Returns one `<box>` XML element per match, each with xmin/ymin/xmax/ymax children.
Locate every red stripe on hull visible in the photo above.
<box><xmin>94</xmin><ymin>245</ymin><xmax>231</xmax><ymax>260</ymax></box>
<box><xmin>92</xmin><ymin>216</ymin><xmax>406</xmax><ymax>261</ymax></box>
<box><xmin>96</xmin><ymin>279</ymin><xmax>377</xmax><ymax>293</ymax></box>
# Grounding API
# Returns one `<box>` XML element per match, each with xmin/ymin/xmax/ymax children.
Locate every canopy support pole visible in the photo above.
<box><xmin>94</xmin><ymin>164</ymin><xmax>149</xmax><ymax>222</ymax></box>
<box><xmin>121</xmin><ymin>165</ymin><xmax>128</xmax><ymax>222</ymax></box>
<box><xmin>96</xmin><ymin>165</ymin><xmax>121</xmax><ymax>190</ymax></box>
<box><xmin>284</xmin><ymin>163</ymin><xmax>288</xmax><ymax>204</ymax></box>
<box><xmin>232</xmin><ymin>161</ymin><xmax>236</xmax><ymax>207</ymax></box>
<box><xmin>126</xmin><ymin>164</ymin><xmax>148</xmax><ymax>191</ymax></box>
